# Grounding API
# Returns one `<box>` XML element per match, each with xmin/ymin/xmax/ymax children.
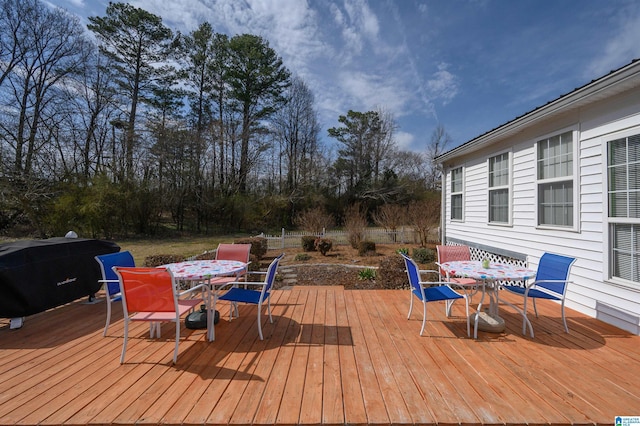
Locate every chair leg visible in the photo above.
<box><xmin>120</xmin><ymin>320</ymin><xmax>129</xmax><ymax>364</ymax></box>
<box><xmin>420</xmin><ymin>301</ymin><xmax>427</xmax><ymax>336</ymax></box>
<box><xmin>407</xmin><ymin>293</ymin><xmax>414</xmax><ymax>320</ymax></box>
<box><xmin>522</xmin><ymin>297</ymin><xmax>535</xmax><ymax>338</ymax></box>
<box><xmin>445</xmin><ymin>299</ymin><xmax>453</xmax><ymax>317</ymax></box>
<box><xmin>150</xmin><ymin>322</ymin><xmax>161</xmax><ymax>338</ymax></box>
<box><xmin>560</xmin><ymin>300</ymin><xmax>569</xmax><ymax>333</ymax></box>
<box><xmin>257</xmin><ymin>304</ymin><xmax>264</xmax><ymax>340</ymax></box>
<box><xmin>464</xmin><ymin>297</ymin><xmax>470</xmax><ymax>338</ymax></box>
<box><xmin>103</xmin><ymin>299</ymin><xmax>112</xmax><ymax>337</ymax></box>
<box><xmin>173</xmin><ymin>321</ymin><xmax>180</xmax><ymax>364</ymax></box>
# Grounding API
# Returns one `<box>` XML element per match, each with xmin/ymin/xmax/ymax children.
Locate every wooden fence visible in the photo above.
<box><xmin>258</xmin><ymin>227</ymin><xmax>424</xmax><ymax>250</ymax></box>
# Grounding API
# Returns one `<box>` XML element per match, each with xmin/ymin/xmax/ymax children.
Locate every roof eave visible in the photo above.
<box><xmin>436</xmin><ymin>59</ymin><xmax>640</xmax><ymax>164</ymax></box>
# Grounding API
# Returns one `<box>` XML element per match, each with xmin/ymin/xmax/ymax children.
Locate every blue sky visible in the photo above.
<box><xmin>47</xmin><ymin>0</ymin><xmax>640</xmax><ymax>154</ymax></box>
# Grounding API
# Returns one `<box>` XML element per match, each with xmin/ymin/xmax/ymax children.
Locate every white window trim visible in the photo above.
<box><xmin>450</xmin><ymin>166</ymin><xmax>464</xmax><ymax>222</ymax></box>
<box><xmin>487</xmin><ymin>150</ymin><xmax>513</xmax><ymax>226</ymax></box>
<box><xmin>603</xmin><ymin>127</ymin><xmax>640</xmax><ymax>289</ymax></box>
<box><xmin>534</xmin><ymin>127</ymin><xmax>580</xmax><ymax>231</ymax></box>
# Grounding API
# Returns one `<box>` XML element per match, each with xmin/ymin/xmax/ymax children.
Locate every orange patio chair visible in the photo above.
<box><xmin>113</xmin><ymin>266</ymin><xmax>209</xmax><ymax>364</ymax></box>
<box><xmin>207</xmin><ymin>243</ymin><xmax>251</xmax><ymax>286</ymax></box>
<box><xmin>436</xmin><ymin>244</ymin><xmax>480</xmax><ymax>315</ymax></box>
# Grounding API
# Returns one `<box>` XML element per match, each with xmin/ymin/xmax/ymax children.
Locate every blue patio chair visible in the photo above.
<box><xmin>95</xmin><ymin>250</ymin><xmax>135</xmax><ymax>336</ymax></box>
<box><xmin>218</xmin><ymin>253</ymin><xmax>284</xmax><ymax>340</ymax></box>
<box><xmin>400</xmin><ymin>253</ymin><xmax>470</xmax><ymax>337</ymax></box>
<box><xmin>500</xmin><ymin>252</ymin><xmax>576</xmax><ymax>338</ymax></box>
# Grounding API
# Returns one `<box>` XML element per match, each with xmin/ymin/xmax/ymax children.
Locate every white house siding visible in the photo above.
<box><xmin>442</xmin><ymin>85</ymin><xmax>640</xmax><ymax>335</ymax></box>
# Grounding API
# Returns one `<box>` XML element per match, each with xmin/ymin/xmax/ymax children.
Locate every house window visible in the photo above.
<box><xmin>488</xmin><ymin>152</ymin><xmax>510</xmax><ymax>224</ymax></box>
<box><xmin>536</xmin><ymin>130</ymin><xmax>574</xmax><ymax>227</ymax></box>
<box><xmin>451</xmin><ymin>167</ymin><xmax>463</xmax><ymax>220</ymax></box>
<box><xmin>608</xmin><ymin>133</ymin><xmax>640</xmax><ymax>283</ymax></box>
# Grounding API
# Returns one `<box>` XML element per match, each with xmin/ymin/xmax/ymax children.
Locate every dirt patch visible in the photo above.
<box><xmin>267</xmin><ymin>243</ymin><xmax>432</xmax><ymax>290</ymax></box>
<box><xmin>276</xmin><ymin>243</ymin><xmax>417</xmax><ymax>267</ymax></box>
<box><xmin>276</xmin><ymin>264</ymin><xmax>380</xmax><ymax>290</ymax></box>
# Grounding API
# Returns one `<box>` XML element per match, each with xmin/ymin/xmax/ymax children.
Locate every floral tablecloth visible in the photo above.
<box><xmin>161</xmin><ymin>259</ymin><xmax>246</xmax><ymax>280</ymax></box>
<box><xmin>440</xmin><ymin>260</ymin><xmax>536</xmax><ymax>281</ymax></box>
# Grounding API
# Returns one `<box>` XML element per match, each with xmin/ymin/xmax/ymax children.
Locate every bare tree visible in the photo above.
<box><xmin>425</xmin><ymin>123</ymin><xmax>453</xmax><ymax>189</ymax></box>
<box><xmin>0</xmin><ymin>0</ymin><xmax>34</xmax><ymax>87</ymax></box>
<box><xmin>406</xmin><ymin>198</ymin><xmax>440</xmax><ymax>246</ymax></box>
<box><xmin>295</xmin><ymin>207</ymin><xmax>333</xmax><ymax>234</ymax></box>
<box><xmin>372</xmin><ymin>204</ymin><xmax>406</xmax><ymax>242</ymax></box>
<box><xmin>0</xmin><ymin>0</ymin><xmax>91</xmax><ymax>177</ymax></box>
<box><xmin>344</xmin><ymin>202</ymin><xmax>368</xmax><ymax>248</ymax></box>
<box><xmin>272</xmin><ymin>76</ymin><xmax>321</xmax><ymax>194</ymax></box>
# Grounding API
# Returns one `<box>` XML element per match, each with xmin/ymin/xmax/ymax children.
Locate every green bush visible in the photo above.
<box><xmin>396</xmin><ymin>247</ymin><xmax>409</xmax><ymax>255</ymax></box>
<box><xmin>234</xmin><ymin>236</ymin><xmax>268</xmax><ymax>260</ymax></box>
<box><xmin>358</xmin><ymin>268</ymin><xmax>376</xmax><ymax>281</ymax></box>
<box><xmin>301</xmin><ymin>235</ymin><xmax>317</xmax><ymax>252</ymax></box>
<box><xmin>412</xmin><ymin>247</ymin><xmax>435</xmax><ymax>264</ymax></box>
<box><xmin>358</xmin><ymin>240</ymin><xmax>376</xmax><ymax>256</ymax></box>
<box><xmin>295</xmin><ymin>253</ymin><xmax>311</xmax><ymax>261</ymax></box>
<box><xmin>314</xmin><ymin>238</ymin><xmax>333</xmax><ymax>256</ymax></box>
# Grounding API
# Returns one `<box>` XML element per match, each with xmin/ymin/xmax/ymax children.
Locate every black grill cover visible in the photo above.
<box><xmin>0</xmin><ymin>238</ymin><xmax>120</xmax><ymax>318</ymax></box>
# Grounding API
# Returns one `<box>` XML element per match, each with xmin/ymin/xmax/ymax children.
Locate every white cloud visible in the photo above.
<box><xmin>337</xmin><ymin>70</ymin><xmax>411</xmax><ymax>117</ymax></box>
<box><xmin>426</xmin><ymin>63</ymin><xmax>459</xmax><ymax>105</ymax></box>
<box><xmin>585</xmin><ymin>4</ymin><xmax>640</xmax><ymax>77</ymax></box>
<box><xmin>343</xmin><ymin>0</ymin><xmax>379</xmax><ymax>41</ymax></box>
<box><xmin>394</xmin><ymin>130</ymin><xmax>415</xmax><ymax>150</ymax></box>
<box><xmin>329</xmin><ymin>0</ymin><xmax>380</xmax><ymax>57</ymax></box>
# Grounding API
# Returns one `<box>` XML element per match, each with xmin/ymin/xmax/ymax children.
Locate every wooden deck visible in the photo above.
<box><xmin>0</xmin><ymin>285</ymin><xmax>638</xmax><ymax>425</ymax></box>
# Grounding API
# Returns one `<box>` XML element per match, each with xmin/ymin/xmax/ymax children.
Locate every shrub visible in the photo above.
<box><xmin>406</xmin><ymin>198</ymin><xmax>440</xmax><ymax>246</ymax></box>
<box><xmin>358</xmin><ymin>268</ymin><xmax>376</xmax><ymax>281</ymax></box>
<box><xmin>295</xmin><ymin>207</ymin><xmax>334</xmax><ymax>234</ymax></box>
<box><xmin>193</xmin><ymin>250</ymin><xmax>216</xmax><ymax>260</ymax></box>
<box><xmin>295</xmin><ymin>253</ymin><xmax>311</xmax><ymax>261</ymax></box>
<box><xmin>358</xmin><ymin>240</ymin><xmax>376</xmax><ymax>256</ymax></box>
<box><xmin>234</xmin><ymin>236</ymin><xmax>268</xmax><ymax>260</ymax></box>
<box><xmin>372</xmin><ymin>204</ymin><xmax>406</xmax><ymax>243</ymax></box>
<box><xmin>344</xmin><ymin>203</ymin><xmax>368</xmax><ymax>249</ymax></box>
<box><xmin>143</xmin><ymin>254</ymin><xmax>185</xmax><ymax>267</ymax></box>
<box><xmin>248</xmin><ymin>254</ymin><xmax>261</xmax><ymax>272</ymax></box>
<box><xmin>396</xmin><ymin>247</ymin><xmax>409</xmax><ymax>255</ymax></box>
<box><xmin>412</xmin><ymin>247</ymin><xmax>435</xmax><ymax>264</ymax></box>
<box><xmin>314</xmin><ymin>238</ymin><xmax>333</xmax><ymax>256</ymax></box>
<box><xmin>377</xmin><ymin>255</ymin><xmax>408</xmax><ymax>289</ymax></box>
<box><xmin>301</xmin><ymin>235</ymin><xmax>317</xmax><ymax>252</ymax></box>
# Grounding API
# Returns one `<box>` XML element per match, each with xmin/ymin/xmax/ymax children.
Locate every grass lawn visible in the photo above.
<box><xmin>116</xmin><ymin>235</ymin><xmax>242</xmax><ymax>265</ymax></box>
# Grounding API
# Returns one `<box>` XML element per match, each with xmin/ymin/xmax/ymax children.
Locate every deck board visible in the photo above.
<box><xmin>1</xmin><ymin>286</ymin><xmax>639</xmax><ymax>426</ymax></box>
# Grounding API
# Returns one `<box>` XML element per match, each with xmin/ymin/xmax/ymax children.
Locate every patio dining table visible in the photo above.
<box><xmin>440</xmin><ymin>260</ymin><xmax>536</xmax><ymax>338</ymax></box>
<box><xmin>161</xmin><ymin>259</ymin><xmax>247</xmax><ymax>341</ymax></box>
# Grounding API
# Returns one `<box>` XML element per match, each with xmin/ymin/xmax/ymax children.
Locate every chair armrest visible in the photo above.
<box><xmin>418</xmin><ymin>280</ymin><xmax>453</xmax><ymax>288</ymax></box>
<box><xmin>532</xmin><ymin>279</ymin><xmax>573</xmax><ymax>284</ymax></box>
<box><xmin>217</xmin><ymin>281</ymin><xmax>266</xmax><ymax>291</ymax></box>
<box><xmin>525</xmin><ymin>279</ymin><xmax>573</xmax><ymax>289</ymax></box>
<box><xmin>179</xmin><ymin>283</ymin><xmax>209</xmax><ymax>298</ymax></box>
